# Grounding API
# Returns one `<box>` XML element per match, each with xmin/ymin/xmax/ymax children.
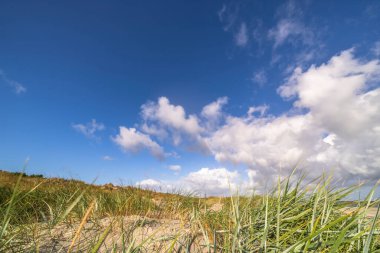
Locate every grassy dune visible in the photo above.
<box><xmin>0</xmin><ymin>170</ymin><xmax>379</xmax><ymax>252</ymax></box>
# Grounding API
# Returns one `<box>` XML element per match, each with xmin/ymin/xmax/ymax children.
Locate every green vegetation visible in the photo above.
<box><xmin>0</xmin><ymin>170</ymin><xmax>379</xmax><ymax>252</ymax></box>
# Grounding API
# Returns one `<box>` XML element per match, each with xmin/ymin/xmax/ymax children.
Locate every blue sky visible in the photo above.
<box><xmin>1</xmin><ymin>0</ymin><xmax>380</xmax><ymax>195</ymax></box>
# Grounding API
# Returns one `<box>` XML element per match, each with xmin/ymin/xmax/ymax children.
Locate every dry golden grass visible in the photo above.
<box><xmin>1</xmin><ymin>169</ymin><xmax>380</xmax><ymax>252</ymax></box>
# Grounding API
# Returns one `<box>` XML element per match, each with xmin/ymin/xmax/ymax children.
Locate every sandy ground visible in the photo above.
<box><xmin>341</xmin><ymin>207</ymin><xmax>379</xmax><ymax>218</ymax></box>
<box><xmin>31</xmin><ymin>216</ymin><xmax>202</xmax><ymax>252</ymax></box>
<box><xmin>7</xmin><ymin>203</ymin><xmax>224</xmax><ymax>252</ymax></box>
<box><xmin>16</xmin><ymin>214</ymin><xmax>217</xmax><ymax>253</ymax></box>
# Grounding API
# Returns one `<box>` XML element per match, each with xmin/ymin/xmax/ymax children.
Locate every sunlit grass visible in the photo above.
<box><xmin>0</xmin><ymin>169</ymin><xmax>379</xmax><ymax>252</ymax></box>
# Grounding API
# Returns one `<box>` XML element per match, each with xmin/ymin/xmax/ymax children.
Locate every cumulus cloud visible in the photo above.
<box><xmin>137</xmin><ymin>167</ymin><xmax>241</xmax><ymax>196</ymax></box>
<box><xmin>201</xmin><ymin>96</ymin><xmax>228</xmax><ymax>129</ymax></box>
<box><xmin>182</xmin><ymin>167</ymin><xmax>240</xmax><ymax>195</ymax></box>
<box><xmin>72</xmin><ymin>119</ymin><xmax>105</xmax><ymax>139</ymax></box>
<box><xmin>112</xmin><ymin>127</ymin><xmax>165</xmax><ymax>159</ymax></box>
<box><xmin>0</xmin><ymin>69</ymin><xmax>27</xmax><ymax>94</ymax></box>
<box><xmin>277</xmin><ymin>49</ymin><xmax>380</xmax><ymax>178</ymax></box>
<box><xmin>114</xmin><ymin>97</ymin><xmax>221</xmax><ymax>159</ymax></box>
<box><xmin>278</xmin><ymin>49</ymin><xmax>380</xmax><ymax>139</ymax></box>
<box><xmin>141</xmin><ymin>123</ymin><xmax>168</xmax><ymax>140</ymax></box>
<box><xmin>119</xmin><ymin>49</ymin><xmax>380</xmax><ymax>188</ymax></box>
<box><xmin>235</xmin><ymin>22</ymin><xmax>249</xmax><ymax>47</ymax></box>
<box><xmin>141</xmin><ymin>97</ymin><xmax>202</xmax><ymax>137</ymax></box>
<box><xmin>206</xmin><ymin>114</ymin><xmax>315</xmax><ymax>180</ymax></box>
<box><xmin>140</xmin><ymin>97</ymin><xmax>209</xmax><ymax>152</ymax></box>
<box><xmin>136</xmin><ymin>179</ymin><xmax>164</xmax><ymax>189</ymax></box>
<box><xmin>208</xmin><ymin>49</ymin><xmax>380</xmax><ymax>184</ymax></box>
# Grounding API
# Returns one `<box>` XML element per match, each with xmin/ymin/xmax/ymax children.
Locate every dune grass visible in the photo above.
<box><xmin>0</xmin><ymin>170</ymin><xmax>379</xmax><ymax>252</ymax></box>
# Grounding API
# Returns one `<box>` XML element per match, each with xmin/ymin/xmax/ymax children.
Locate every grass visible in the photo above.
<box><xmin>0</xmin><ymin>169</ymin><xmax>379</xmax><ymax>252</ymax></box>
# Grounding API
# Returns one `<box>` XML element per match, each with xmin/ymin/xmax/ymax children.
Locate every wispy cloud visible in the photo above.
<box><xmin>364</xmin><ymin>2</ymin><xmax>380</xmax><ymax>19</ymax></box>
<box><xmin>234</xmin><ymin>22</ymin><xmax>249</xmax><ymax>47</ymax></box>
<box><xmin>372</xmin><ymin>41</ymin><xmax>380</xmax><ymax>56</ymax></box>
<box><xmin>102</xmin><ymin>155</ymin><xmax>114</xmax><ymax>161</ymax></box>
<box><xmin>266</xmin><ymin>0</ymin><xmax>321</xmax><ymax>67</ymax></box>
<box><xmin>0</xmin><ymin>69</ymin><xmax>27</xmax><ymax>94</ymax></box>
<box><xmin>251</xmin><ymin>70</ymin><xmax>267</xmax><ymax>87</ymax></box>
<box><xmin>218</xmin><ymin>4</ymin><xmax>250</xmax><ymax>49</ymax></box>
<box><xmin>217</xmin><ymin>4</ymin><xmax>227</xmax><ymax>22</ymax></box>
<box><xmin>268</xmin><ymin>19</ymin><xmax>313</xmax><ymax>48</ymax></box>
<box><xmin>217</xmin><ymin>3</ymin><xmax>240</xmax><ymax>32</ymax></box>
<box><xmin>72</xmin><ymin>119</ymin><xmax>105</xmax><ymax>140</ymax></box>
<box><xmin>268</xmin><ymin>0</ymin><xmax>313</xmax><ymax>49</ymax></box>
<box><xmin>217</xmin><ymin>0</ymin><xmax>319</xmax><ymax>67</ymax></box>
<box><xmin>168</xmin><ymin>164</ymin><xmax>181</xmax><ymax>172</ymax></box>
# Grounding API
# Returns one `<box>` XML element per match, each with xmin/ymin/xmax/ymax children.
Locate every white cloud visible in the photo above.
<box><xmin>277</xmin><ymin>49</ymin><xmax>380</xmax><ymax>179</ymax></box>
<box><xmin>136</xmin><ymin>179</ymin><xmax>163</xmax><ymax>188</ymax></box>
<box><xmin>140</xmin><ymin>97</ymin><xmax>208</xmax><ymax>151</ymax></box>
<box><xmin>268</xmin><ymin>0</ymin><xmax>315</xmax><ymax>51</ymax></box>
<box><xmin>235</xmin><ymin>22</ymin><xmax>249</xmax><ymax>47</ymax></box>
<box><xmin>247</xmin><ymin>105</ymin><xmax>269</xmax><ymax>118</ymax></box>
<box><xmin>141</xmin><ymin>97</ymin><xmax>202</xmax><ymax>137</ymax></box>
<box><xmin>10</xmin><ymin>81</ymin><xmax>26</xmax><ymax>94</ymax></box>
<box><xmin>72</xmin><ymin>119</ymin><xmax>105</xmax><ymax>139</ymax></box>
<box><xmin>207</xmin><ymin>49</ymin><xmax>380</xmax><ymax>184</ymax></box>
<box><xmin>182</xmin><ymin>167</ymin><xmax>240</xmax><ymax>195</ymax></box>
<box><xmin>251</xmin><ymin>70</ymin><xmax>267</xmax><ymax>87</ymax></box>
<box><xmin>322</xmin><ymin>134</ymin><xmax>336</xmax><ymax>146</ymax></box>
<box><xmin>168</xmin><ymin>165</ymin><xmax>181</xmax><ymax>172</ymax></box>
<box><xmin>217</xmin><ymin>3</ymin><xmax>239</xmax><ymax>32</ymax></box>
<box><xmin>115</xmin><ymin>97</ymin><xmax>210</xmax><ymax>159</ymax></box>
<box><xmin>206</xmin><ymin>114</ymin><xmax>315</xmax><ymax>177</ymax></box>
<box><xmin>217</xmin><ymin>4</ymin><xmax>227</xmax><ymax>22</ymax></box>
<box><xmin>121</xmin><ymin>49</ymin><xmax>380</xmax><ymax>188</ymax></box>
<box><xmin>295</xmin><ymin>50</ymin><xmax>317</xmax><ymax>66</ymax></box>
<box><xmin>278</xmin><ymin>49</ymin><xmax>380</xmax><ymax>139</ymax></box>
<box><xmin>268</xmin><ymin>19</ymin><xmax>312</xmax><ymax>48</ymax></box>
<box><xmin>112</xmin><ymin>127</ymin><xmax>165</xmax><ymax>160</ymax></box>
<box><xmin>136</xmin><ymin>167</ymin><xmax>241</xmax><ymax>196</ymax></box>
<box><xmin>201</xmin><ymin>97</ymin><xmax>228</xmax><ymax>129</ymax></box>
<box><xmin>0</xmin><ymin>69</ymin><xmax>27</xmax><ymax>94</ymax></box>
<box><xmin>141</xmin><ymin>123</ymin><xmax>168</xmax><ymax>139</ymax></box>
<box><xmin>102</xmin><ymin>155</ymin><xmax>114</xmax><ymax>161</ymax></box>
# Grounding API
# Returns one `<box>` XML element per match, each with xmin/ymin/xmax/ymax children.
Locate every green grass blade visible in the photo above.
<box><xmin>91</xmin><ymin>223</ymin><xmax>112</xmax><ymax>253</ymax></box>
<box><xmin>363</xmin><ymin>203</ymin><xmax>380</xmax><ymax>253</ymax></box>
